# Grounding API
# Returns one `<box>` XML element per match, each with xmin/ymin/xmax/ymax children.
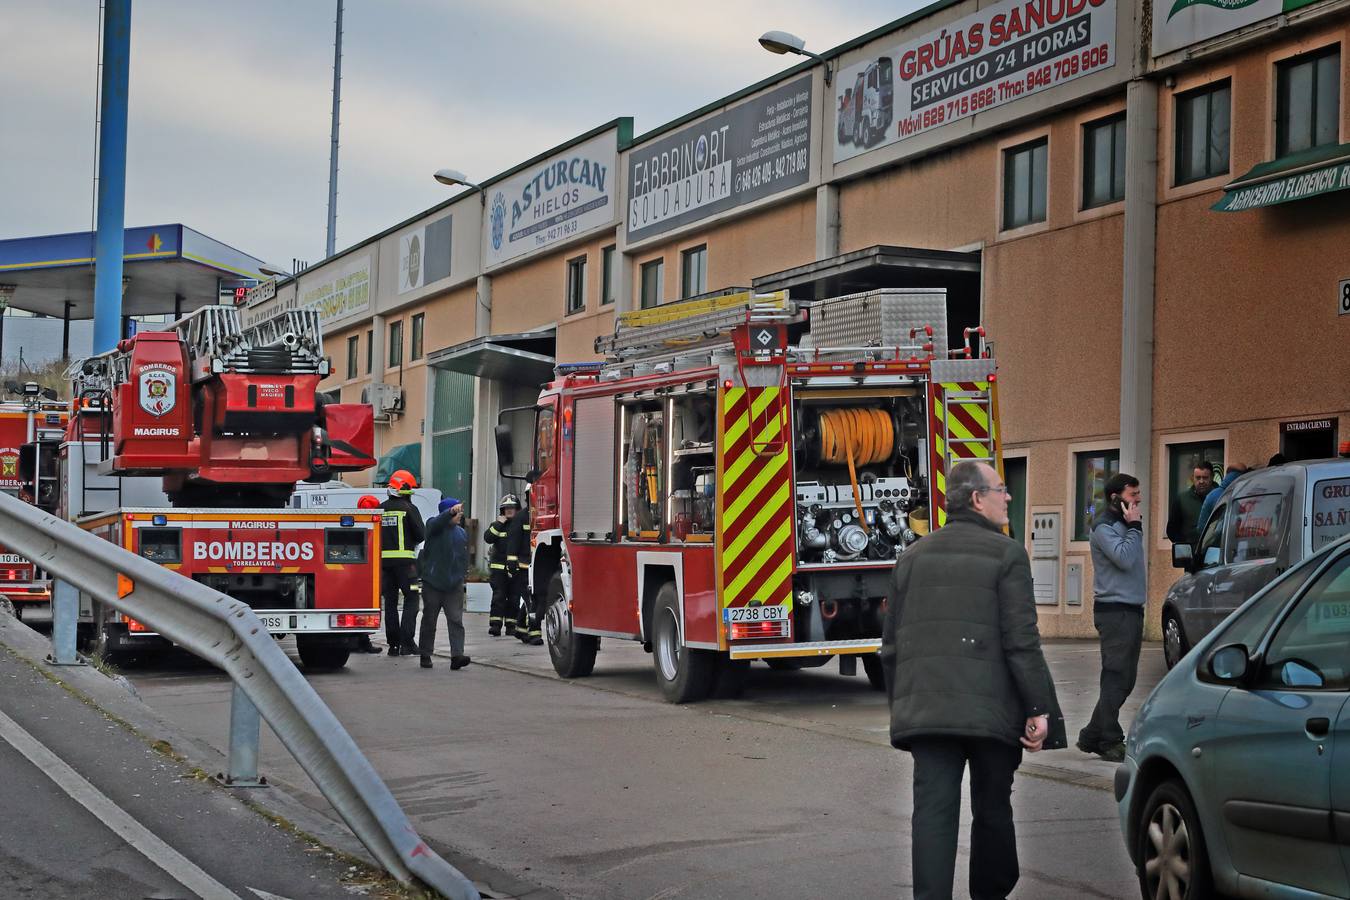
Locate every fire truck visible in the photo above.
<box><xmin>0</xmin><ymin>386</ymin><xmax>68</xmax><ymax>617</ymax></box>
<box><xmin>497</xmin><ymin>288</ymin><xmax>1002</xmax><ymax>702</ymax></box>
<box><xmin>57</xmin><ymin>304</ymin><xmax>381</xmax><ymax>669</ymax></box>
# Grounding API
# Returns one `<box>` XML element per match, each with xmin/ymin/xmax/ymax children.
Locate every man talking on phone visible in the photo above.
<box><xmin>1077</xmin><ymin>472</ymin><xmax>1145</xmax><ymax>763</ymax></box>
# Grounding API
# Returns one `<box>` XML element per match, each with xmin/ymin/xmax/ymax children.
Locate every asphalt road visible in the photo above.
<box><xmin>0</xmin><ymin>642</ymin><xmax>385</xmax><ymax>900</ymax></box>
<box><xmin>113</xmin><ymin>616</ymin><xmax>1165</xmax><ymax>899</ymax></box>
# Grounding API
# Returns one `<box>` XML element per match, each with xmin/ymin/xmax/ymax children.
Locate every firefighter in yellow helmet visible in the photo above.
<box><xmin>484</xmin><ymin>493</ymin><xmax>520</xmax><ymax>636</ymax></box>
<box><xmin>380</xmin><ymin>470</ymin><xmax>425</xmax><ymax>655</ymax></box>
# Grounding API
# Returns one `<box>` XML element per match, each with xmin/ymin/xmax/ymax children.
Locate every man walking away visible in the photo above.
<box><xmin>882</xmin><ymin>460</ymin><xmax>1064</xmax><ymax>900</ymax></box>
<box><xmin>1165</xmin><ymin>462</ymin><xmax>1214</xmax><ymax>545</ymax></box>
<box><xmin>418</xmin><ymin>498</ymin><xmax>471</xmax><ymax>671</ymax></box>
<box><xmin>485</xmin><ymin>494</ymin><xmax>520</xmax><ymax>636</ymax></box>
<box><xmin>380</xmin><ymin>470</ymin><xmax>426</xmax><ymax>656</ymax></box>
<box><xmin>1077</xmin><ymin>472</ymin><xmax>1145</xmax><ymax>763</ymax></box>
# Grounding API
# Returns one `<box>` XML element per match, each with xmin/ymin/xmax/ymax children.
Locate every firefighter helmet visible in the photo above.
<box><xmin>388</xmin><ymin>470</ymin><xmax>417</xmax><ymax>495</ymax></box>
<box><xmin>498</xmin><ymin>493</ymin><xmax>520</xmax><ymax>511</ymax></box>
<box><xmin>356</xmin><ymin>495</ymin><xmax>381</xmax><ymax>509</ymax></box>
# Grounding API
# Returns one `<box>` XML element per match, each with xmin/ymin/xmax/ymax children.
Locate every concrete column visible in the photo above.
<box><xmin>371</xmin><ymin>313</ymin><xmax>385</xmax><ymax>463</ymax></box>
<box><xmin>616</xmin><ymin>252</ymin><xmax>636</xmax><ymax>314</ymax></box>
<box><xmin>1119</xmin><ymin>78</ymin><xmax>1159</xmax><ymax>510</ymax></box>
<box><xmin>474</xmin><ymin>275</ymin><xmax>492</xmax><ymax>337</ymax></box>
<box><xmin>471</xmin><ymin>376</ymin><xmax>503</xmax><ymax>564</ymax></box>
<box><xmin>815</xmin><ymin>184</ymin><xmax>841</xmax><ymax>260</ymax></box>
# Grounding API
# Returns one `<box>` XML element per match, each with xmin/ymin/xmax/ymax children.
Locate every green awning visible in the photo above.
<box><xmin>1213</xmin><ymin>142</ymin><xmax>1350</xmax><ymax>212</ymax></box>
<box><xmin>375</xmin><ymin>442</ymin><xmax>422</xmax><ymax>486</ymax></box>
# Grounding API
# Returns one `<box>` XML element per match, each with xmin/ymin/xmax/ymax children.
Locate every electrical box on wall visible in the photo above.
<box><xmin>1065</xmin><ymin>559</ymin><xmax>1084</xmax><ymax>606</ymax></box>
<box><xmin>1030</xmin><ymin>511</ymin><xmax>1062</xmax><ymax>606</ymax></box>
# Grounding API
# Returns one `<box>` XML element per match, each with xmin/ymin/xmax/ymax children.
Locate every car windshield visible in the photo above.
<box><xmin>1211</xmin><ymin>558</ymin><xmax>1319</xmax><ymax>653</ymax></box>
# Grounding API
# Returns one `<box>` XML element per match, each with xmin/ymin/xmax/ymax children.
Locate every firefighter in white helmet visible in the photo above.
<box><xmin>510</xmin><ymin>482</ymin><xmax>542</xmax><ymax>645</ymax></box>
<box><xmin>484</xmin><ymin>493</ymin><xmax>520</xmax><ymax>636</ymax></box>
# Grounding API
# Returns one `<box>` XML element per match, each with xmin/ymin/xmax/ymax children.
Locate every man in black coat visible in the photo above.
<box><xmin>881</xmin><ymin>459</ymin><xmax>1064</xmax><ymax>900</ymax></box>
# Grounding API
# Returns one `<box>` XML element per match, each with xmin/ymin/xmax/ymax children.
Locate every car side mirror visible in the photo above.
<box><xmin>494</xmin><ymin>424</ymin><xmax>514</xmax><ymax>474</ymax></box>
<box><xmin>1172</xmin><ymin>543</ymin><xmax>1194</xmax><ymax>570</ymax></box>
<box><xmin>1207</xmin><ymin>644</ymin><xmax>1251</xmax><ymax>684</ymax></box>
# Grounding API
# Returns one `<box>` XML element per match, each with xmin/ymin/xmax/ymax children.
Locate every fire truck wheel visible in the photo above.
<box><xmin>710</xmin><ymin>657</ymin><xmax>750</xmax><ymax>699</ymax></box>
<box><xmin>861</xmin><ymin>653</ymin><xmax>886</xmax><ymax>691</ymax></box>
<box><xmin>652</xmin><ymin>583</ymin><xmax>715</xmax><ymax>703</ymax></box>
<box><xmin>544</xmin><ymin>574</ymin><xmax>597</xmax><ymax>679</ymax></box>
<box><xmin>296</xmin><ymin>635</ymin><xmax>351</xmax><ymax>671</ymax></box>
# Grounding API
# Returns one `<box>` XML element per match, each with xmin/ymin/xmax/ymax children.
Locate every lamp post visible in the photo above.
<box><xmin>758</xmin><ymin>30</ymin><xmax>832</xmax><ymax>85</ymax></box>
<box><xmin>433</xmin><ymin>169</ymin><xmax>486</xmax><ymax>206</ymax></box>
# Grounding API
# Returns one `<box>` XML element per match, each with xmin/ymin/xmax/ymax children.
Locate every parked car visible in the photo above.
<box><xmin>1116</xmin><ymin>532</ymin><xmax>1350</xmax><ymax>899</ymax></box>
<box><xmin>1162</xmin><ymin>458</ymin><xmax>1350</xmax><ymax>669</ymax></box>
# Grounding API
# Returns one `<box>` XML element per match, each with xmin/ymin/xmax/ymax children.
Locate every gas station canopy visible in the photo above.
<box><xmin>0</xmin><ymin>225</ymin><xmax>269</xmax><ymax>319</ymax></box>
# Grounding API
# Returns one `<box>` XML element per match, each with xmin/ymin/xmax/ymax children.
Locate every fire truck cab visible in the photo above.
<box><xmin>498</xmin><ymin>289</ymin><xmax>1002</xmax><ymax>702</ymax></box>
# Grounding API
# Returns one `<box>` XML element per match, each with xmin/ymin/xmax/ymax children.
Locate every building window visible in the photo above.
<box><xmin>640</xmin><ymin>259</ymin><xmax>664</xmax><ymax>309</ymax></box>
<box><xmin>346</xmin><ymin>335</ymin><xmax>358</xmax><ymax>379</ymax></box>
<box><xmin>1002</xmin><ymin>138</ymin><xmax>1048</xmax><ymax>230</ymax></box>
<box><xmin>1082</xmin><ymin>113</ymin><xmax>1126</xmax><ymax>208</ymax></box>
<box><xmin>1073</xmin><ymin>449</ymin><xmax>1121</xmax><ymax>541</ymax></box>
<box><xmin>1276</xmin><ymin>45</ymin><xmax>1341</xmax><ymax>157</ymax></box>
<box><xmin>601</xmin><ymin>245</ymin><xmax>616</xmax><ymax>305</ymax></box>
<box><xmin>388</xmin><ymin>320</ymin><xmax>403</xmax><ymax>368</ymax></box>
<box><xmin>410</xmin><ymin>313</ymin><xmax>424</xmax><ymax>361</ymax></box>
<box><xmin>1166</xmin><ymin>440</ymin><xmax>1224</xmax><ymax>545</ymax></box>
<box><xmin>566</xmin><ymin>255</ymin><xmax>587</xmax><ymax>315</ymax></box>
<box><xmin>680</xmin><ymin>245</ymin><xmax>707</xmax><ymax>299</ymax></box>
<box><xmin>366</xmin><ymin>329</ymin><xmax>373</xmax><ymax>374</ymax></box>
<box><xmin>1175</xmin><ymin>81</ymin><xmax>1231</xmax><ymax>185</ymax></box>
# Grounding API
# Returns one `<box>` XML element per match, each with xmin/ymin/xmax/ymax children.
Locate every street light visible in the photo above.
<box><xmin>433</xmin><ymin>168</ymin><xmax>486</xmax><ymax>205</ymax></box>
<box><xmin>758</xmin><ymin>30</ymin><xmax>832</xmax><ymax>85</ymax></box>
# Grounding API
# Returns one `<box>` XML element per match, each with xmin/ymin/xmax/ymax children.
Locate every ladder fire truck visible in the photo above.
<box><xmin>497</xmin><ymin>288</ymin><xmax>1003</xmax><ymax>702</ymax></box>
<box><xmin>0</xmin><ymin>384</ymin><xmax>68</xmax><ymax>618</ymax></box>
<box><xmin>58</xmin><ymin>304</ymin><xmax>381</xmax><ymax>669</ymax></box>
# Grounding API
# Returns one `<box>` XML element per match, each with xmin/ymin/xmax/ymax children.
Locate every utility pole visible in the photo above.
<box><xmin>93</xmin><ymin>0</ymin><xmax>132</xmax><ymax>354</ymax></box>
<box><xmin>325</xmin><ymin>0</ymin><xmax>344</xmax><ymax>260</ymax></box>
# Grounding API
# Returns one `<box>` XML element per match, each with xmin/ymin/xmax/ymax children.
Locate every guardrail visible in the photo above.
<box><xmin>0</xmin><ymin>491</ymin><xmax>479</xmax><ymax>900</ymax></box>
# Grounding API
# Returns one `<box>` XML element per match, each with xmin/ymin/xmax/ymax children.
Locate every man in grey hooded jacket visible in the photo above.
<box><xmin>1077</xmin><ymin>471</ymin><xmax>1145</xmax><ymax>762</ymax></box>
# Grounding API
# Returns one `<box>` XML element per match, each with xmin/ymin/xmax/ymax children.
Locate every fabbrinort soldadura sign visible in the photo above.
<box><xmin>626</xmin><ymin>76</ymin><xmax>813</xmax><ymax>242</ymax></box>
<box><xmin>483</xmin><ymin>131</ymin><xmax>618</xmax><ymax>269</ymax></box>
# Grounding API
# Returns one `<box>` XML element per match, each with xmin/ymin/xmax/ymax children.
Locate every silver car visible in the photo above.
<box><xmin>1162</xmin><ymin>459</ymin><xmax>1350</xmax><ymax>669</ymax></box>
<box><xmin>1117</xmin><ymin>532</ymin><xmax>1350</xmax><ymax>899</ymax></box>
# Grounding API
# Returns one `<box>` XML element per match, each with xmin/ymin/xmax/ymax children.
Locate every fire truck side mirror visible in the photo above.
<box><xmin>42</xmin><ymin>388</ymin><xmax>58</xmax><ymax>401</ymax></box>
<box><xmin>495</xmin><ymin>423</ymin><xmax>515</xmax><ymax>475</ymax></box>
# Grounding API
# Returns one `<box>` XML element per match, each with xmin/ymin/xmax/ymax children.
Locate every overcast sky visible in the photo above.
<box><xmin>0</xmin><ymin>1</ymin><xmax>917</xmax><ymax>271</ymax></box>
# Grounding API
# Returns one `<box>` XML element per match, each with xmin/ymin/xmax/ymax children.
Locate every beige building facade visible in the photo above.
<box><xmin>248</xmin><ymin>0</ymin><xmax>1350</xmax><ymax>637</ymax></box>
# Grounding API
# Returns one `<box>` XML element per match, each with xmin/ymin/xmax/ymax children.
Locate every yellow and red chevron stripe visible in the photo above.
<box><xmin>928</xmin><ymin>381</ymin><xmax>998</xmax><ymax>528</ymax></box>
<box><xmin>716</xmin><ymin>386</ymin><xmax>795</xmax><ymax>633</ymax></box>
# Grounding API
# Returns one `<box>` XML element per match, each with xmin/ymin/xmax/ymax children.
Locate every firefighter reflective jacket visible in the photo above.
<box><xmin>484</xmin><ymin>508</ymin><xmax>530</xmax><ymax>572</ymax></box>
<box><xmin>379</xmin><ymin>495</ymin><xmax>425</xmax><ymax>564</ymax></box>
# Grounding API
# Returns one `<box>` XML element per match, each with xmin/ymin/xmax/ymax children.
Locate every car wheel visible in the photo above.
<box><xmin>652</xmin><ymin>583</ymin><xmax>715</xmax><ymax>703</ymax></box>
<box><xmin>1137</xmin><ymin>778</ymin><xmax>1211</xmax><ymax>900</ymax></box>
<box><xmin>543</xmin><ymin>573</ymin><xmax>597</xmax><ymax>678</ymax></box>
<box><xmin>1163</xmin><ymin>612</ymin><xmax>1190</xmax><ymax>670</ymax></box>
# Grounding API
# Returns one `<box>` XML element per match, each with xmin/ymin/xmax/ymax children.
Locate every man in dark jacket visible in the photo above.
<box><xmin>1165</xmin><ymin>462</ymin><xmax>1214</xmax><ymax>545</ymax></box>
<box><xmin>417</xmin><ymin>497</ymin><xmax>471</xmax><ymax>671</ymax></box>
<box><xmin>380</xmin><ymin>471</ymin><xmax>426</xmax><ymax>656</ymax></box>
<box><xmin>881</xmin><ymin>460</ymin><xmax>1063</xmax><ymax>900</ymax></box>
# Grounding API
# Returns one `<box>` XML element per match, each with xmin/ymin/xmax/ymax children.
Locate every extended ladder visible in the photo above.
<box><xmin>595</xmin><ymin>289</ymin><xmax>795</xmax><ymax>364</ymax></box>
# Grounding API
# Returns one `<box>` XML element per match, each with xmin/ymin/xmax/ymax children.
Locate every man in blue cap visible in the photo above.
<box><xmin>417</xmin><ymin>497</ymin><xmax>471</xmax><ymax>670</ymax></box>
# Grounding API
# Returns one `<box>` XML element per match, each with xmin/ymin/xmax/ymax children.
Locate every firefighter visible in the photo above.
<box><xmin>380</xmin><ymin>470</ymin><xmax>426</xmax><ymax>656</ymax></box>
<box><xmin>485</xmin><ymin>493</ymin><xmax>520</xmax><ymax>636</ymax></box>
<box><xmin>510</xmin><ymin>488</ymin><xmax>542</xmax><ymax>645</ymax></box>
<box><xmin>354</xmin><ymin>494</ymin><xmax>385</xmax><ymax>654</ymax></box>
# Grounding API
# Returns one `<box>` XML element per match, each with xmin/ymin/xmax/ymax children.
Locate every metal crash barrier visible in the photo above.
<box><xmin>0</xmin><ymin>491</ymin><xmax>479</xmax><ymax>900</ymax></box>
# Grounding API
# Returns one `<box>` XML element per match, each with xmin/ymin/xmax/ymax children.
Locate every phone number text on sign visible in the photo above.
<box><xmin>902</xmin><ymin>42</ymin><xmax>1111</xmax><ymax>136</ymax></box>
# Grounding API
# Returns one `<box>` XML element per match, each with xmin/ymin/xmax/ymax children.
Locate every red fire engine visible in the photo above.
<box><xmin>58</xmin><ymin>305</ymin><xmax>380</xmax><ymax>669</ymax></box>
<box><xmin>0</xmin><ymin>386</ymin><xmax>68</xmax><ymax>617</ymax></box>
<box><xmin>498</xmin><ymin>289</ymin><xmax>1002</xmax><ymax>702</ymax></box>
